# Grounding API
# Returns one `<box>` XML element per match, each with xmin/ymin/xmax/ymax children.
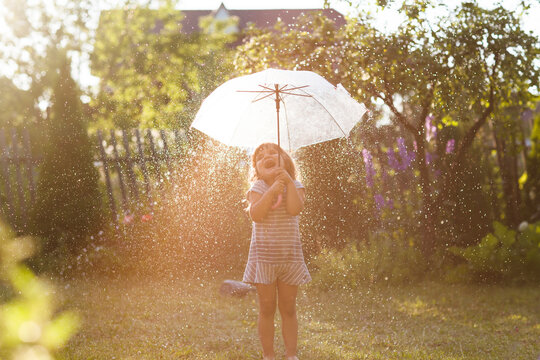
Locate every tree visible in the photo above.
<box><xmin>0</xmin><ymin>0</ymin><xmax>92</xmax><ymax>126</ymax></box>
<box><xmin>235</xmin><ymin>14</ymin><xmax>373</xmax><ymax>250</ymax></box>
<box><xmin>233</xmin><ymin>1</ymin><xmax>540</xmax><ymax>255</ymax></box>
<box><xmin>31</xmin><ymin>56</ymin><xmax>102</xmax><ymax>254</ymax></box>
<box><xmin>0</xmin><ymin>77</ymin><xmax>37</xmax><ymax>127</ymax></box>
<box><xmin>90</xmin><ymin>4</ymin><xmax>238</xmax><ymax>130</ymax></box>
<box><xmin>342</xmin><ymin>2</ymin><xmax>539</xmax><ymax>252</ymax></box>
<box><xmin>525</xmin><ymin>108</ymin><xmax>540</xmax><ymax>220</ymax></box>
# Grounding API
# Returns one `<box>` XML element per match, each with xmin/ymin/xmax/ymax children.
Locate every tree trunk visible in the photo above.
<box><xmin>414</xmin><ymin>131</ymin><xmax>436</xmax><ymax>256</ymax></box>
<box><xmin>492</xmin><ymin>124</ymin><xmax>520</xmax><ymax>226</ymax></box>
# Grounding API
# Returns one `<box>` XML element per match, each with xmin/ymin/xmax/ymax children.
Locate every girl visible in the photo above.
<box><xmin>243</xmin><ymin>143</ymin><xmax>311</xmax><ymax>360</ymax></box>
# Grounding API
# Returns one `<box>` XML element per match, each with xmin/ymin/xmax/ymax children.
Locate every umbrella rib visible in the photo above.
<box><xmin>237</xmin><ymin>90</ymin><xmax>274</xmax><ymax>93</ymax></box>
<box><xmin>251</xmin><ymin>92</ymin><xmax>276</xmax><ymax>102</ymax></box>
<box><xmin>282</xmin><ymin>85</ymin><xmax>310</xmax><ymax>91</ymax></box>
<box><xmin>297</xmin><ymin>87</ymin><xmax>348</xmax><ymax>137</ymax></box>
<box><xmin>280</xmin><ymin>92</ymin><xmax>312</xmax><ymax>97</ymax></box>
<box><xmin>258</xmin><ymin>85</ymin><xmax>276</xmax><ymax>92</ymax></box>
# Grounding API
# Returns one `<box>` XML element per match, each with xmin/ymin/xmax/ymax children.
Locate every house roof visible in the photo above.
<box><xmin>180</xmin><ymin>4</ymin><xmax>346</xmax><ymax>33</ymax></box>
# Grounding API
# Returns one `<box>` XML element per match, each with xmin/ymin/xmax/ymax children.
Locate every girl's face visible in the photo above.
<box><xmin>255</xmin><ymin>145</ymin><xmax>281</xmax><ymax>182</ymax></box>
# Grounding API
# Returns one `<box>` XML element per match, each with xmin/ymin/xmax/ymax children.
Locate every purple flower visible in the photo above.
<box><xmin>426</xmin><ymin>152</ymin><xmax>436</xmax><ymax>164</ymax></box>
<box><xmin>374</xmin><ymin>194</ymin><xmax>385</xmax><ymax>210</ymax></box>
<box><xmin>362</xmin><ymin>148</ymin><xmax>372</xmax><ymax>163</ymax></box>
<box><xmin>362</xmin><ymin>148</ymin><xmax>376</xmax><ymax>187</ymax></box>
<box><xmin>387</xmin><ymin>148</ymin><xmax>400</xmax><ymax>171</ymax></box>
<box><xmin>397</xmin><ymin>137</ymin><xmax>415</xmax><ymax>169</ymax></box>
<box><xmin>425</xmin><ymin>115</ymin><xmax>437</xmax><ymax>142</ymax></box>
<box><xmin>445</xmin><ymin>139</ymin><xmax>455</xmax><ymax>154</ymax></box>
<box><xmin>380</xmin><ymin>166</ymin><xmax>389</xmax><ymax>184</ymax></box>
<box><xmin>397</xmin><ymin>137</ymin><xmax>407</xmax><ymax>157</ymax></box>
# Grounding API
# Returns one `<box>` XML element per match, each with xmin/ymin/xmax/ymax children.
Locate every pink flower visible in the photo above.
<box><xmin>362</xmin><ymin>148</ymin><xmax>376</xmax><ymax>187</ymax></box>
<box><xmin>425</xmin><ymin>115</ymin><xmax>437</xmax><ymax>142</ymax></box>
<box><xmin>141</xmin><ymin>214</ymin><xmax>153</xmax><ymax>222</ymax></box>
<box><xmin>123</xmin><ymin>213</ymin><xmax>134</xmax><ymax>224</ymax></box>
<box><xmin>446</xmin><ymin>139</ymin><xmax>455</xmax><ymax>154</ymax></box>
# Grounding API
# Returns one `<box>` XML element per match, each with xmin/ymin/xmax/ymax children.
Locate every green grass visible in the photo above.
<box><xmin>56</xmin><ymin>273</ymin><xmax>540</xmax><ymax>359</ymax></box>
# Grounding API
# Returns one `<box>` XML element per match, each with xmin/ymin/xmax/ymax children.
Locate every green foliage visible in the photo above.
<box><xmin>0</xmin><ymin>0</ymin><xmax>92</xmax><ymax>125</ymax></box>
<box><xmin>90</xmin><ymin>4</ymin><xmax>237</xmax><ymax>130</ymax></box>
<box><xmin>0</xmin><ymin>223</ymin><xmax>79</xmax><ymax>359</ymax></box>
<box><xmin>297</xmin><ymin>139</ymin><xmax>369</xmax><ymax>252</ymax></box>
<box><xmin>524</xmin><ymin>109</ymin><xmax>540</xmax><ymax>215</ymax></box>
<box><xmin>30</xmin><ymin>56</ymin><xmax>103</xmax><ymax>254</ymax></box>
<box><xmin>310</xmin><ymin>230</ymin><xmax>427</xmax><ymax>290</ymax></box>
<box><xmin>234</xmin><ymin>2</ymin><xmax>540</xmax><ymax>254</ymax></box>
<box><xmin>436</xmin><ymin>141</ymin><xmax>494</xmax><ymax>246</ymax></box>
<box><xmin>0</xmin><ymin>77</ymin><xmax>38</xmax><ymax>127</ymax></box>
<box><xmin>448</xmin><ymin>221</ymin><xmax>540</xmax><ymax>283</ymax></box>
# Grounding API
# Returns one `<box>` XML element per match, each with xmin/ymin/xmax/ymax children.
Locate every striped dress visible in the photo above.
<box><xmin>243</xmin><ymin>179</ymin><xmax>311</xmax><ymax>285</ymax></box>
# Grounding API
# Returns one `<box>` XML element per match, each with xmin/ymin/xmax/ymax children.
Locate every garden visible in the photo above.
<box><xmin>0</xmin><ymin>0</ymin><xmax>539</xmax><ymax>359</ymax></box>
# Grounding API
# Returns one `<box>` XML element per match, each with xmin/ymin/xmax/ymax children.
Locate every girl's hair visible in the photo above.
<box><xmin>250</xmin><ymin>143</ymin><xmax>297</xmax><ymax>181</ymax></box>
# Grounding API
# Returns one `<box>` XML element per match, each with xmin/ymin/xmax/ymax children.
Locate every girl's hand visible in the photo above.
<box><xmin>269</xmin><ymin>178</ymin><xmax>285</xmax><ymax>196</ymax></box>
<box><xmin>274</xmin><ymin>168</ymin><xmax>293</xmax><ymax>185</ymax></box>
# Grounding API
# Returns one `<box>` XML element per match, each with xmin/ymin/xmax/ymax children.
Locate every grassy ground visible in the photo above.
<box><xmin>56</xmin><ymin>272</ymin><xmax>540</xmax><ymax>360</ymax></box>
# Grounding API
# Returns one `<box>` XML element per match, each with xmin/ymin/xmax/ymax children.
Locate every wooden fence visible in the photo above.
<box><xmin>0</xmin><ymin>128</ymin><xmax>186</xmax><ymax>229</ymax></box>
<box><xmin>0</xmin><ymin>128</ymin><xmax>38</xmax><ymax>227</ymax></box>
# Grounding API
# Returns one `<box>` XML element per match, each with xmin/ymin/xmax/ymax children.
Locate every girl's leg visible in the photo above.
<box><xmin>256</xmin><ymin>283</ymin><xmax>277</xmax><ymax>358</ymax></box>
<box><xmin>277</xmin><ymin>280</ymin><xmax>298</xmax><ymax>358</ymax></box>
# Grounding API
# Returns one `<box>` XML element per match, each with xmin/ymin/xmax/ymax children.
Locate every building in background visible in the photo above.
<box><xmin>157</xmin><ymin>3</ymin><xmax>346</xmax><ymax>34</ymax></box>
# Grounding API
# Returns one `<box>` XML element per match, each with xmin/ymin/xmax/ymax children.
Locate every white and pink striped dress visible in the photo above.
<box><xmin>243</xmin><ymin>179</ymin><xmax>311</xmax><ymax>285</ymax></box>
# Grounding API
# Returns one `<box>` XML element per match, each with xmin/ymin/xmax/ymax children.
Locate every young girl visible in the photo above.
<box><xmin>243</xmin><ymin>143</ymin><xmax>311</xmax><ymax>360</ymax></box>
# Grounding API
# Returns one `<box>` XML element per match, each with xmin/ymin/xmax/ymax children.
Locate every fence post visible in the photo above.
<box><xmin>109</xmin><ymin>129</ymin><xmax>128</xmax><ymax>213</ymax></box>
<box><xmin>146</xmin><ymin>129</ymin><xmax>161</xmax><ymax>186</ymax></box>
<box><xmin>0</xmin><ymin>129</ymin><xmax>13</xmax><ymax>219</ymax></box>
<box><xmin>159</xmin><ymin>129</ymin><xmax>173</xmax><ymax>176</ymax></box>
<box><xmin>121</xmin><ymin>129</ymin><xmax>139</xmax><ymax>203</ymax></box>
<box><xmin>23</xmin><ymin>129</ymin><xmax>36</xmax><ymax>205</ymax></box>
<box><xmin>97</xmin><ymin>130</ymin><xmax>117</xmax><ymax>223</ymax></box>
<box><xmin>135</xmin><ymin>129</ymin><xmax>152</xmax><ymax>205</ymax></box>
<box><xmin>11</xmin><ymin>129</ymin><xmax>25</xmax><ymax>219</ymax></box>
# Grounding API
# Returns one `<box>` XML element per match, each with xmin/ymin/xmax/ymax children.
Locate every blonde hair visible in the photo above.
<box><xmin>250</xmin><ymin>143</ymin><xmax>297</xmax><ymax>182</ymax></box>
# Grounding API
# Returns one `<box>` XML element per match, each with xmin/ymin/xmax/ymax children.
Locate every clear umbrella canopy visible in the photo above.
<box><xmin>191</xmin><ymin>69</ymin><xmax>367</xmax><ymax>152</ymax></box>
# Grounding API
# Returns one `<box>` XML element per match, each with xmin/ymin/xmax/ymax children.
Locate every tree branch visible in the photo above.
<box><xmin>452</xmin><ymin>54</ymin><xmax>498</xmax><ymax>166</ymax></box>
<box><xmin>381</xmin><ymin>83</ymin><xmax>417</xmax><ymax>134</ymax></box>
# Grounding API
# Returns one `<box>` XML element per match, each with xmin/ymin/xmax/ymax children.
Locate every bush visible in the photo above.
<box><xmin>297</xmin><ymin>139</ymin><xmax>369</xmax><ymax>253</ymax></box>
<box><xmin>310</xmin><ymin>230</ymin><xmax>428</xmax><ymax>291</ymax></box>
<box><xmin>111</xmin><ymin>138</ymin><xmax>252</xmax><ymax>275</ymax></box>
<box><xmin>30</xmin><ymin>56</ymin><xmax>103</xmax><ymax>254</ymax></box>
<box><xmin>448</xmin><ymin>221</ymin><xmax>540</xmax><ymax>283</ymax></box>
<box><xmin>0</xmin><ymin>223</ymin><xmax>79</xmax><ymax>359</ymax></box>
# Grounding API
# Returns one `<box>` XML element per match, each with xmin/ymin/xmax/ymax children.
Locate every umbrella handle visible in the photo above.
<box><xmin>271</xmin><ymin>193</ymin><xmax>282</xmax><ymax>209</ymax></box>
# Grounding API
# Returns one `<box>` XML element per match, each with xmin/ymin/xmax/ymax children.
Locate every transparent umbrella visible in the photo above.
<box><xmin>191</xmin><ymin>68</ymin><xmax>367</xmax><ymax>153</ymax></box>
<box><xmin>192</xmin><ymin>68</ymin><xmax>367</xmax><ymax>209</ymax></box>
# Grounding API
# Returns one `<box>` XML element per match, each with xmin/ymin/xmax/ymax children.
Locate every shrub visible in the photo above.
<box><xmin>297</xmin><ymin>139</ymin><xmax>369</xmax><ymax>253</ymax></box>
<box><xmin>113</xmin><ymin>138</ymin><xmax>252</xmax><ymax>275</ymax></box>
<box><xmin>448</xmin><ymin>221</ymin><xmax>540</xmax><ymax>283</ymax></box>
<box><xmin>0</xmin><ymin>223</ymin><xmax>79</xmax><ymax>358</ymax></box>
<box><xmin>30</xmin><ymin>56</ymin><xmax>103</xmax><ymax>254</ymax></box>
<box><xmin>310</xmin><ymin>230</ymin><xmax>427</xmax><ymax>291</ymax></box>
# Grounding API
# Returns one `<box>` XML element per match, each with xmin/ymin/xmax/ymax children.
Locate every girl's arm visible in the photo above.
<box><xmin>248</xmin><ymin>180</ymin><xmax>285</xmax><ymax>223</ymax></box>
<box><xmin>284</xmin><ymin>181</ymin><xmax>304</xmax><ymax>216</ymax></box>
<box><xmin>275</xmin><ymin>169</ymin><xmax>304</xmax><ymax>216</ymax></box>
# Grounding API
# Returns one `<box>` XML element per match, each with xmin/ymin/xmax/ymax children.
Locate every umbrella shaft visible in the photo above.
<box><xmin>275</xmin><ymin>84</ymin><xmax>281</xmax><ymax>167</ymax></box>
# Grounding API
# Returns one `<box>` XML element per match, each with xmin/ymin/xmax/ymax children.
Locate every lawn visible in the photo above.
<box><xmin>56</xmin><ymin>272</ymin><xmax>540</xmax><ymax>359</ymax></box>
